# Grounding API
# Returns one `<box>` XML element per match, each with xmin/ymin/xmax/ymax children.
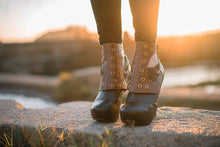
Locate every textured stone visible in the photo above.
<box><xmin>0</xmin><ymin>99</ymin><xmax>24</xmax><ymax>110</ymax></box>
<box><xmin>0</xmin><ymin>100</ymin><xmax>219</xmax><ymax>147</ymax></box>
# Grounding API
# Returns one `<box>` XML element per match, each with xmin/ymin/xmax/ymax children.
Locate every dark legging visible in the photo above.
<box><xmin>90</xmin><ymin>0</ymin><xmax>160</xmax><ymax>44</ymax></box>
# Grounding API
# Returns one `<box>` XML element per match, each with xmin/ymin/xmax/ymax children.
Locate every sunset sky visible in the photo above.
<box><xmin>0</xmin><ymin>0</ymin><xmax>220</xmax><ymax>43</ymax></box>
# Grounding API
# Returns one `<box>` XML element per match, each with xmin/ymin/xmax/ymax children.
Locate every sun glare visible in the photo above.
<box><xmin>0</xmin><ymin>0</ymin><xmax>219</xmax><ymax>43</ymax></box>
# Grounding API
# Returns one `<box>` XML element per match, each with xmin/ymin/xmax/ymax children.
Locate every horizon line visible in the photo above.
<box><xmin>1</xmin><ymin>26</ymin><xmax>220</xmax><ymax>44</ymax></box>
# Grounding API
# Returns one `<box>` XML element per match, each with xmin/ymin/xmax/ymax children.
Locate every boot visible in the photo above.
<box><xmin>120</xmin><ymin>41</ymin><xmax>164</xmax><ymax>125</ymax></box>
<box><xmin>91</xmin><ymin>43</ymin><xmax>130</xmax><ymax>122</ymax></box>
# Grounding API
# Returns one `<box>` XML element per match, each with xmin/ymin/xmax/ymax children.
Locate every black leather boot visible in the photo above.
<box><xmin>120</xmin><ymin>41</ymin><xmax>164</xmax><ymax>125</ymax></box>
<box><xmin>91</xmin><ymin>43</ymin><xmax>130</xmax><ymax>122</ymax></box>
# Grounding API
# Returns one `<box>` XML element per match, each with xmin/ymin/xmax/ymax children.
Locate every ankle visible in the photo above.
<box><xmin>102</xmin><ymin>43</ymin><xmax>122</xmax><ymax>50</ymax></box>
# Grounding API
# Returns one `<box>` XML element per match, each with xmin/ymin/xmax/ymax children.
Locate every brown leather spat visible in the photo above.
<box><xmin>128</xmin><ymin>41</ymin><xmax>162</xmax><ymax>94</ymax></box>
<box><xmin>99</xmin><ymin>43</ymin><xmax>127</xmax><ymax>90</ymax></box>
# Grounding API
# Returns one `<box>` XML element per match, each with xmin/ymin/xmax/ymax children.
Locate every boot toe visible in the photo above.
<box><xmin>120</xmin><ymin>104</ymin><xmax>157</xmax><ymax>125</ymax></box>
<box><xmin>91</xmin><ymin>90</ymin><xmax>122</xmax><ymax>122</ymax></box>
<box><xmin>91</xmin><ymin>106</ymin><xmax>120</xmax><ymax>122</ymax></box>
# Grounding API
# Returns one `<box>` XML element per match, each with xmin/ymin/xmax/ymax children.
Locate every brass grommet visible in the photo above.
<box><xmin>111</xmin><ymin>48</ymin><xmax>116</xmax><ymax>51</ymax></box>
<box><xmin>111</xmin><ymin>56</ymin><xmax>115</xmax><ymax>60</ymax></box>
<box><xmin>101</xmin><ymin>68</ymin><xmax>105</xmax><ymax>72</ymax></box>
<box><xmin>144</xmin><ymin>52</ymin><xmax>148</xmax><ymax>56</ymax></box>
<box><xmin>113</xmin><ymin>79</ymin><xmax>117</xmax><ymax>82</ymax></box>
<box><xmin>140</xmin><ymin>68</ymin><xmax>144</xmax><ymax>72</ymax></box>
<box><xmin>141</xmin><ymin>60</ymin><xmax>146</xmax><ymax>64</ymax></box>
<box><xmin>118</xmin><ymin>83</ymin><xmax>121</xmax><ymax>87</ymax></box>
<box><xmin>149</xmin><ymin>47</ymin><xmax>153</xmax><ymax>51</ymax></box>
<box><xmin>111</xmin><ymin>64</ymin><xmax>115</xmax><ymax>68</ymax></box>
<box><xmin>144</xmin><ymin>44</ymin><xmax>149</xmax><ymax>48</ymax></box>
<box><xmin>138</xmin><ymin>84</ymin><xmax>142</xmax><ymax>88</ymax></box>
<box><xmin>111</xmin><ymin>83</ymin><xmax>115</xmax><ymax>87</ymax></box>
<box><xmin>111</xmin><ymin>71</ymin><xmax>115</xmax><ymax>75</ymax></box>
<box><xmin>141</xmin><ymin>77</ymin><xmax>145</xmax><ymax>81</ymax></box>
<box><xmin>145</xmin><ymin>84</ymin><xmax>149</xmax><ymax>89</ymax></box>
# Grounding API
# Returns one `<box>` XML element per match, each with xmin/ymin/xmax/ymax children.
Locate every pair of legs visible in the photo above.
<box><xmin>91</xmin><ymin>0</ymin><xmax>160</xmax><ymax>44</ymax></box>
<box><xmin>90</xmin><ymin>0</ymin><xmax>164</xmax><ymax>125</ymax></box>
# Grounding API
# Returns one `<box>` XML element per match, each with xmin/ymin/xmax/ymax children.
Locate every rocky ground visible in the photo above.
<box><xmin>0</xmin><ymin>100</ymin><xmax>219</xmax><ymax>147</ymax></box>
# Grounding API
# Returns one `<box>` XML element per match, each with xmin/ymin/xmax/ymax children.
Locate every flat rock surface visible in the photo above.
<box><xmin>0</xmin><ymin>100</ymin><xmax>219</xmax><ymax>147</ymax></box>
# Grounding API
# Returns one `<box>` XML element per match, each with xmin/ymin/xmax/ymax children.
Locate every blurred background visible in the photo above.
<box><xmin>0</xmin><ymin>0</ymin><xmax>219</xmax><ymax>109</ymax></box>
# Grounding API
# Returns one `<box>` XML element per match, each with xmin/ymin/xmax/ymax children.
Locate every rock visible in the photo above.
<box><xmin>0</xmin><ymin>99</ymin><xmax>24</xmax><ymax>110</ymax></box>
<box><xmin>0</xmin><ymin>100</ymin><xmax>219</xmax><ymax>147</ymax></box>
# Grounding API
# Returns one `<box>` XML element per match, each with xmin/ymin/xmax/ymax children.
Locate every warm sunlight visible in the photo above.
<box><xmin>0</xmin><ymin>1</ymin><xmax>219</xmax><ymax>142</ymax></box>
<box><xmin>0</xmin><ymin>0</ymin><xmax>220</xmax><ymax>43</ymax></box>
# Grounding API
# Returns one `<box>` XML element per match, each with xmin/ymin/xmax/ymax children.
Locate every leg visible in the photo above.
<box><xmin>90</xmin><ymin>0</ymin><xmax>131</xmax><ymax>122</ymax></box>
<box><xmin>120</xmin><ymin>0</ymin><xmax>164</xmax><ymax>125</ymax></box>
<box><xmin>90</xmin><ymin>0</ymin><xmax>122</xmax><ymax>44</ymax></box>
<box><xmin>129</xmin><ymin>0</ymin><xmax>160</xmax><ymax>42</ymax></box>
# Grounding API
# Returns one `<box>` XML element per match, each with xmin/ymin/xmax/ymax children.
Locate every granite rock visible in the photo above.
<box><xmin>0</xmin><ymin>100</ymin><xmax>219</xmax><ymax>147</ymax></box>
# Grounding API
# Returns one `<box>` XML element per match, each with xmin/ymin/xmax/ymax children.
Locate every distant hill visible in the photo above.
<box><xmin>157</xmin><ymin>30</ymin><xmax>220</xmax><ymax>66</ymax></box>
<box><xmin>123</xmin><ymin>30</ymin><xmax>220</xmax><ymax>67</ymax></box>
<box><xmin>0</xmin><ymin>27</ymin><xmax>219</xmax><ymax>75</ymax></box>
<box><xmin>35</xmin><ymin>26</ymin><xmax>98</xmax><ymax>42</ymax></box>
